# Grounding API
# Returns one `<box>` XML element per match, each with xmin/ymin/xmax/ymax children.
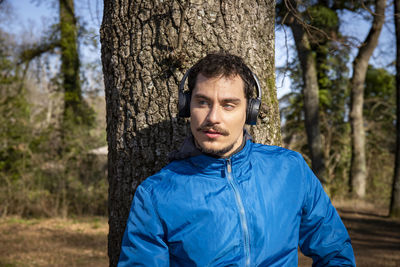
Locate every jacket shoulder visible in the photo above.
<box><xmin>137</xmin><ymin>161</ymin><xmax>185</xmax><ymax>192</ymax></box>
<box><xmin>136</xmin><ymin>166</ymin><xmax>167</xmax><ymax>191</ymax></box>
<box><xmin>250</xmin><ymin>143</ymin><xmax>303</xmax><ymax>161</ymax></box>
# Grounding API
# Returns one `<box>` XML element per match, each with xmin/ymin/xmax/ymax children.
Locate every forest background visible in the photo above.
<box><xmin>1</xmin><ymin>0</ymin><xmax>397</xmax><ymax>217</ymax></box>
<box><xmin>0</xmin><ymin>0</ymin><xmax>400</xmax><ymax>265</ymax></box>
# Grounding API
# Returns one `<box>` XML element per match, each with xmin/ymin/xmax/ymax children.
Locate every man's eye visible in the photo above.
<box><xmin>223</xmin><ymin>104</ymin><xmax>234</xmax><ymax>110</ymax></box>
<box><xmin>198</xmin><ymin>100</ymin><xmax>208</xmax><ymax>106</ymax></box>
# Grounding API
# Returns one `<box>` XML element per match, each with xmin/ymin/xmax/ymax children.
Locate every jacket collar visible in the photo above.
<box><xmin>169</xmin><ymin>130</ymin><xmax>253</xmax><ymax>179</ymax></box>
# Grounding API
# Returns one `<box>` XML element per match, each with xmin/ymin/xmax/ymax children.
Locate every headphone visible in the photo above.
<box><xmin>178</xmin><ymin>68</ymin><xmax>262</xmax><ymax>125</ymax></box>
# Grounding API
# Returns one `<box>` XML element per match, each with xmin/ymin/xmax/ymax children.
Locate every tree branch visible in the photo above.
<box><xmin>19</xmin><ymin>40</ymin><xmax>61</xmax><ymax>64</ymax></box>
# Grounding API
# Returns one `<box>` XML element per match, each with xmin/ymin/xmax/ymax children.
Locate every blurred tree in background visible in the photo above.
<box><xmin>391</xmin><ymin>0</ymin><xmax>400</xmax><ymax>218</ymax></box>
<box><xmin>277</xmin><ymin>0</ymin><xmax>396</xmax><ymax>206</ymax></box>
<box><xmin>0</xmin><ymin>28</ymin><xmax>35</xmax><ymax>216</ymax></box>
<box><xmin>279</xmin><ymin>43</ymin><xmax>352</xmax><ymax>197</ymax></box>
<box><xmin>348</xmin><ymin>0</ymin><xmax>386</xmax><ymax>198</ymax></box>
<box><xmin>364</xmin><ymin>66</ymin><xmax>395</xmax><ymax>202</ymax></box>
<box><xmin>0</xmin><ymin>0</ymin><xmax>107</xmax><ymax>218</ymax></box>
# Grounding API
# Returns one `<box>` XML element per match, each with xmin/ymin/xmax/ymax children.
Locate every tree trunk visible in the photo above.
<box><xmin>59</xmin><ymin>0</ymin><xmax>81</xmax><ymax>116</ymax></box>
<box><xmin>289</xmin><ymin>21</ymin><xmax>326</xmax><ymax>183</ymax></box>
<box><xmin>101</xmin><ymin>0</ymin><xmax>279</xmax><ymax>265</ymax></box>
<box><xmin>390</xmin><ymin>0</ymin><xmax>400</xmax><ymax>218</ymax></box>
<box><xmin>349</xmin><ymin>0</ymin><xmax>386</xmax><ymax>198</ymax></box>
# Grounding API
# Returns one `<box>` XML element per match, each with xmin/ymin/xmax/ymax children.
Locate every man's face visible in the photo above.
<box><xmin>190</xmin><ymin>73</ymin><xmax>247</xmax><ymax>157</ymax></box>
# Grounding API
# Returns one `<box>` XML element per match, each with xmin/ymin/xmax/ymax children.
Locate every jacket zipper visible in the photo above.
<box><xmin>226</xmin><ymin>158</ymin><xmax>251</xmax><ymax>267</ymax></box>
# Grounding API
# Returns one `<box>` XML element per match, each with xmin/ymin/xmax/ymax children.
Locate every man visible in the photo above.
<box><xmin>118</xmin><ymin>52</ymin><xmax>356</xmax><ymax>266</ymax></box>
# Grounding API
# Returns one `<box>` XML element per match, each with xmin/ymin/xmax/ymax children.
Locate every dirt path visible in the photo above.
<box><xmin>299</xmin><ymin>202</ymin><xmax>400</xmax><ymax>266</ymax></box>
<box><xmin>336</xmin><ymin>205</ymin><xmax>400</xmax><ymax>267</ymax></box>
<box><xmin>0</xmin><ymin>205</ymin><xmax>399</xmax><ymax>267</ymax></box>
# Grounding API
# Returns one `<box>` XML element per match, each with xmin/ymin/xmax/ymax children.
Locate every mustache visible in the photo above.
<box><xmin>197</xmin><ymin>125</ymin><xmax>229</xmax><ymax>136</ymax></box>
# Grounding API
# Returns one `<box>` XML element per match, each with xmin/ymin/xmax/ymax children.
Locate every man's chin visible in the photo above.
<box><xmin>197</xmin><ymin>142</ymin><xmax>235</xmax><ymax>157</ymax></box>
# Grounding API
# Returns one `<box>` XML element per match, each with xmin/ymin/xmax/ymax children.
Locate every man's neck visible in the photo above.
<box><xmin>221</xmin><ymin>137</ymin><xmax>246</xmax><ymax>158</ymax></box>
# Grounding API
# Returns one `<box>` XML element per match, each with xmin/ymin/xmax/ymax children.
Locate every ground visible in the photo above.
<box><xmin>338</xmin><ymin>201</ymin><xmax>400</xmax><ymax>267</ymax></box>
<box><xmin>0</xmin><ymin>217</ymin><xmax>108</xmax><ymax>267</ymax></box>
<box><xmin>0</xmin><ymin>201</ymin><xmax>399</xmax><ymax>266</ymax></box>
<box><xmin>299</xmin><ymin>200</ymin><xmax>400</xmax><ymax>266</ymax></box>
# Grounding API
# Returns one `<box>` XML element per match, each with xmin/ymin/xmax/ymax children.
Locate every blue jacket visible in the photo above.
<box><xmin>119</xmin><ymin>139</ymin><xmax>355</xmax><ymax>266</ymax></box>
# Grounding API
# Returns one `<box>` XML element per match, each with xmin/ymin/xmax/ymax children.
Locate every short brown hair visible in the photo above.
<box><xmin>187</xmin><ymin>52</ymin><xmax>255</xmax><ymax>99</ymax></box>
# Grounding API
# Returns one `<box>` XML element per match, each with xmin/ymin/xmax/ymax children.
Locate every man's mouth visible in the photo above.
<box><xmin>204</xmin><ymin>129</ymin><xmax>222</xmax><ymax>138</ymax></box>
<box><xmin>197</xmin><ymin>126</ymin><xmax>229</xmax><ymax>138</ymax></box>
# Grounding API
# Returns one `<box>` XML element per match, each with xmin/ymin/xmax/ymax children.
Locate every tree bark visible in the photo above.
<box><xmin>100</xmin><ymin>0</ymin><xmax>279</xmax><ymax>265</ymax></box>
<box><xmin>349</xmin><ymin>0</ymin><xmax>386</xmax><ymax>198</ymax></box>
<box><xmin>390</xmin><ymin>0</ymin><xmax>400</xmax><ymax>218</ymax></box>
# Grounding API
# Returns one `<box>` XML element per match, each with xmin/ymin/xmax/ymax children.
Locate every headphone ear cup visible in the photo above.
<box><xmin>246</xmin><ymin>98</ymin><xmax>261</xmax><ymax>125</ymax></box>
<box><xmin>178</xmin><ymin>91</ymin><xmax>191</xmax><ymax>118</ymax></box>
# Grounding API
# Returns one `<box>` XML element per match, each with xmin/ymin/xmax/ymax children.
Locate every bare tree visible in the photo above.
<box><xmin>390</xmin><ymin>0</ymin><xmax>400</xmax><ymax>218</ymax></box>
<box><xmin>100</xmin><ymin>0</ymin><xmax>280</xmax><ymax>265</ymax></box>
<box><xmin>349</xmin><ymin>0</ymin><xmax>386</xmax><ymax>198</ymax></box>
<box><xmin>278</xmin><ymin>0</ymin><xmax>326</xmax><ymax>183</ymax></box>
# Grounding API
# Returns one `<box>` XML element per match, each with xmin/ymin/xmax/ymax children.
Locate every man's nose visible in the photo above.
<box><xmin>206</xmin><ymin>104</ymin><xmax>221</xmax><ymax>124</ymax></box>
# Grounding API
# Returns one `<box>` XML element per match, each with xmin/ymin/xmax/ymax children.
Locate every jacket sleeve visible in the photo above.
<box><xmin>118</xmin><ymin>185</ymin><xmax>169</xmax><ymax>267</ymax></box>
<box><xmin>297</xmin><ymin>155</ymin><xmax>356</xmax><ymax>266</ymax></box>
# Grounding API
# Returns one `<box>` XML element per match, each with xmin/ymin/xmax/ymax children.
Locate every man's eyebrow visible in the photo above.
<box><xmin>221</xmin><ymin>98</ymin><xmax>241</xmax><ymax>104</ymax></box>
<box><xmin>193</xmin><ymin>93</ymin><xmax>242</xmax><ymax>104</ymax></box>
<box><xmin>192</xmin><ymin>93</ymin><xmax>212</xmax><ymax>101</ymax></box>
